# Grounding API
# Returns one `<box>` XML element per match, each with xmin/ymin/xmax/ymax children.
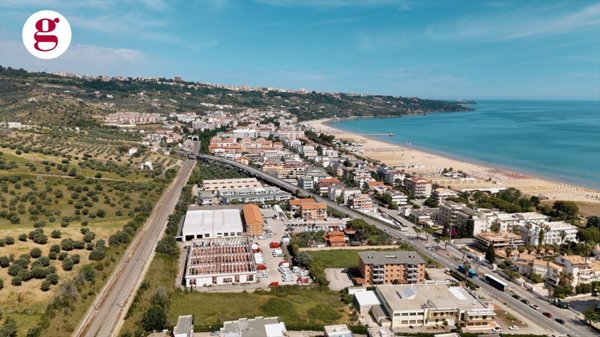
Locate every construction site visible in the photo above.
<box><xmin>184</xmin><ymin>237</ymin><xmax>258</xmax><ymax>287</ymax></box>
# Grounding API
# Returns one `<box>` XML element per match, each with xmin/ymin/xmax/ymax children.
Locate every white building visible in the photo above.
<box><xmin>221</xmin><ymin>317</ymin><xmax>287</xmax><ymax>337</ymax></box>
<box><xmin>233</xmin><ymin>128</ymin><xmax>257</xmax><ymax>138</ymax></box>
<box><xmin>174</xmin><ymin>315</ymin><xmax>194</xmax><ymax>337</ymax></box>
<box><xmin>521</xmin><ymin>221</ymin><xmax>579</xmax><ymax>246</ymax></box>
<box><xmin>180</xmin><ymin>207</ymin><xmax>244</xmax><ymax>241</ymax></box>
<box><xmin>202</xmin><ymin>178</ymin><xmax>262</xmax><ymax>192</ymax></box>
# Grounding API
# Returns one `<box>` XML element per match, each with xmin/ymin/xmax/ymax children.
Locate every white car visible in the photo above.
<box><xmin>530</xmin><ymin>304</ymin><xmax>541</xmax><ymax>310</ymax></box>
<box><xmin>509</xmin><ymin>325</ymin><xmax>520</xmax><ymax>331</ymax></box>
<box><xmin>492</xmin><ymin>327</ymin><xmax>503</xmax><ymax>332</ymax></box>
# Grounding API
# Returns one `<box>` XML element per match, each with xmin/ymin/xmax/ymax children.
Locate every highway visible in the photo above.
<box><xmin>197</xmin><ymin>153</ymin><xmax>594</xmax><ymax>337</ymax></box>
<box><xmin>73</xmin><ymin>153</ymin><xmax>197</xmax><ymax>337</ymax></box>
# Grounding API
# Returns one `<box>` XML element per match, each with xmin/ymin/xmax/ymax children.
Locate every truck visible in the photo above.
<box><xmin>457</xmin><ymin>264</ymin><xmax>478</xmax><ymax>278</ymax></box>
<box><xmin>552</xmin><ymin>298</ymin><xmax>570</xmax><ymax>309</ymax></box>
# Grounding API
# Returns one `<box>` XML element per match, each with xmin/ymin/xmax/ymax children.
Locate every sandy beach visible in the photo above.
<box><xmin>305</xmin><ymin>118</ymin><xmax>600</xmax><ymax>216</ymax></box>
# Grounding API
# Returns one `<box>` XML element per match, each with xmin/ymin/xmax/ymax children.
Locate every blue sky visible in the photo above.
<box><xmin>1</xmin><ymin>0</ymin><xmax>599</xmax><ymax>100</ymax></box>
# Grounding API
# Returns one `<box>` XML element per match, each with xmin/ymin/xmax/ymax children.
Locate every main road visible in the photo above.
<box><xmin>197</xmin><ymin>153</ymin><xmax>593</xmax><ymax>337</ymax></box>
<box><xmin>73</xmin><ymin>151</ymin><xmax>197</xmax><ymax>337</ymax></box>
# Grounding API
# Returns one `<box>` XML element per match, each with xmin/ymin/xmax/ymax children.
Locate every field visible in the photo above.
<box><xmin>0</xmin><ymin>127</ymin><xmax>176</xmax><ymax>337</ymax></box>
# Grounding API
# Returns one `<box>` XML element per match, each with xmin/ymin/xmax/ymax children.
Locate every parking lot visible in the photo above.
<box><xmin>325</xmin><ymin>268</ymin><xmax>354</xmax><ymax>291</ymax></box>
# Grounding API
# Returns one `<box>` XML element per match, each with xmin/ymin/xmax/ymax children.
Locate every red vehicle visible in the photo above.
<box><xmin>269</xmin><ymin>281</ymin><xmax>279</xmax><ymax>287</ymax></box>
<box><xmin>257</xmin><ymin>264</ymin><xmax>267</xmax><ymax>270</ymax></box>
<box><xmin>542</xmin><ymin>312</ymin><xmax>552</xmax><ymax>318</ymax></box>
<box><xmin>269</xmin><ymin>242</ymin><xmax>280</xmax><ymax>248</ymax></box>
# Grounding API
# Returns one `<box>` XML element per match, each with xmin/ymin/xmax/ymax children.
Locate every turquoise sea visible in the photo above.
<box><xmin>327</xmin><ymin>100</ymin><xmax>600</xmax><ymax>190</ymax></box>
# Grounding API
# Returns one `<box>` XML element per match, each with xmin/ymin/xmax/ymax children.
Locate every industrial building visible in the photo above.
<box><xmin>375</xmin><ymin>284</ymin><xmax>497</xmax><ymax>331</ymax></box>
<box><xmin>324</xmin><ymin>325</ymin><xmax>353</xmax><ymax>337</ymax></box>
<box><xmin>242</xmin><ymin>204</ymin><xmax>264</xmax><ymax>236</ymax></box>
<box><xmin>184</xmin><ymin>237</ymin><xmax>257</xmax><ymax>287</ymax></box>
<box><xmin>358</xmin><ymin>251</ymin><xmax>426</xmax><ymax>286</ymax></box>
<box><xmin>202</xmin><ymin>178</ymin><xmax>262</xmax><ymax>192</ymax></box>
<box><xmin>219</xmin><ymin>186</ymin><xmax>291</xmax><ymax>204</ymax></box>
<box><xmin>221</xmin><ymin>317</ymin><xmax>287</xmax><ymax>337</ymax></box>
<box><xmin>180</xmin><ymin>206</ymin><xmax>244</xmax><ymax>241</ymax></box>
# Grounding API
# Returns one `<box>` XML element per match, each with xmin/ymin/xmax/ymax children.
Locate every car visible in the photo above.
<box><xmin>491</xmin><ymin>326</ymin><xmax>503</xmax><ymax>332</ymax></box>
<box><xmin>543</xmin><ymin>312</ymin><xmax>552</xmax><ymax>318</ymax></box>
<box><xmin>555</xmin><ymin>318</ymin><xmax>566</xmax><ymax>324</ymax></box>
<box><xmin>508</xmin><ymin>325</ymin><xmax>520</xmax><ymax>331</ymax></box>
<box><xmin>530</xmin><ymin>304</ymin><xmax>540</xmax><ymax>310</ymax></box>
<box><xmin>521</xmin><ymin>298</ymin><xmax>530</xmax><ymax>305</ymax></box>
<box><xmin>449</xmin><ymin>328</ymin><xmax>461</xmax><ymax>333</ymax></box>
<box><xmin>512</xmin><ymin>294</ymin><xmax>521</xmax><ymax>300</ymax></box>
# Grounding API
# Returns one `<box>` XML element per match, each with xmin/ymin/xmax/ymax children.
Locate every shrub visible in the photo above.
<box><xmin>11</xmin><ymin>276</ymin><xmax>22</xmax><ymax>286</ymax></box>
<box><xmin>30</xmin><ymin>248</ymin><xmax>42</xmax><ymax>258</ymax></box>
<box><xmin>50</xmin><ymin>244</ymin><xmax>61</xmax><ymax>253</ymax></box>
<box><xmin>18</xmin><ymin>269</ymin><xmax>33</xmax><ymax>281</ymax></box>
<box><xmin>62</xmin><ymin>258</ymin><xmax>74</xmax><ymax>271</ymax></box>
<box><xmin>0</xmin><ymin>256</ymin><xmax>9</xmax><ymax>268</ymax></box>
<box><xmin>58</xmin><ymin>252</ymin><xmax>68</xmax><ymax>261</ymax></box>
<box><xmin>51</xmin><ymin>230</ymin><xmax>61</xmax><ymax>239</ymax></box>
<box><xmin>0</xmin><ymin>278</ymin><xmax>3</xmax><ymax>290</ymax></box>
<box><xmin>38</xmin><ymin>256</ymin><xmax>50</xmax><ymax>267</ymax></box>
<box><xmin>48</xmin><ymin>252</ymin><xmax>57</xmax><ymax>260</ymax></box>
<box><xmin>41</xmin><ymin>280</ymin><xmax>51</xmax><ymax>291</ymax></box>
<box><xmin>71</xmin><ymin>254</ymin><xmax>81</xmax><ymax>264</ymax></box>
<box><xmin>61</xmin><ymin>239</ymin><xmax>74</xmax><ymax>251</ymax></box>
<box><xmin>74</xmin><ymin>240</ymin><xmax>85</xmax><ymax>249</ymax></box>
<box><xmin>5</xmin><ymin>236</ymin><xmax>14</xmax><ymax>245</ymax></box>
<box><xmin>0</xmin><ymin>239</ymin><xmax>5</xmax><ymax>247</ymax></box>
<box><xmin>46</xmin><ymin>273</ymin><xmax>59</xmax><ymax>285</ymax></box>
<box><xmin>18</xmin><ymin>234</ymin><xmax>27</xmax><ymax>241</ymax></box>
<box><xmin>83</xmin><ymin>231</ymin><xmax>95</xmax><ymax>243</ymax></box>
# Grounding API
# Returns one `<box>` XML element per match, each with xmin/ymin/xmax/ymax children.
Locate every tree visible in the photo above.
<box><xmin>0</xmin><ymin>317</ymin><xmax>17</xmax><ymax>337</ymax></box>
<box><xmin>552</xmin><ymin>201</ymin><xmax>579</xmax><ymax>220</ymax></box>
<box><xmin>486</xmin><ymin>244</ymin><xmax>496</xmax><ymax>264</ymax></box>
<box><xmin>490</xmin><ymin>221</ymin><xmax>501</xmax><ymax>233</ymax></box>
<box><xmin>529</xmin><ymin>273</ymin><xmax>544</xmax><ymax>283</ymax></box>
<box><xmin>583</xmin><ymin>306</ymin><xmax>600</xmax><ymax>324</ymax></box>
<box><xmin>141</xmin><ymin>305</ymin><xmax>167</xmax><ymax>331</ymax></box>
<box><xmin>587</xmin><ymin>216</ymin><xmax>600</xmax><ymax>228</ymax></box>
<box><xmin>62</xmin><ymin>258</ymin><xmax>74</xmax><ymax>271</ymax></box>
<box><xmin>51</xmin><ymin>230</ymin><xmax>61</xmax><ymax>239</ymax></box>
<box><xmin>40</xmin><ymin>280</ymin><xmax>51</xmax><ymax>291</ymax></box>
<box><xmin>30</xmin><ymin>248</ymin><xmax>42</xmax><ymax>258</ymax></box>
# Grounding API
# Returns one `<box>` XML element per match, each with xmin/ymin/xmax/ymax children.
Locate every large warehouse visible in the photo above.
<box><xmin>184</xmin><ymin>237</ymin><xmax>257</xmax><ymax>287</ymax></box>
<box><xmin>180</xmin><ymin>206</ymin><xmax>244</xmax><ymax>241</ymax></box>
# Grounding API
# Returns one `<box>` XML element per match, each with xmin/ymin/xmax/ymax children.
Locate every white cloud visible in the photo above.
<box><xmin>426</xmin><ymin>3</ymin><xmax>600</xmax><ymax>41</ymax></box>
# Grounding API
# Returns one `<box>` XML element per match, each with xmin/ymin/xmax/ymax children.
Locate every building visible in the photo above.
<box><xmin>555</xmin><ymin>255</ymin><xmax>600</xmax><ymax>286</ymax></box>
<box><xmin>242</xmin><ymin>204</ymin><xmax>264</xmax><ymax>236</ymax></box>
<box><xmin>324</xmin><ymin>325</ymin><xmax>353</xmax><ymax>337</ymax></box>
<box><xmin>375</xmin><ymin>284</ymin><xmax>496</xmax><ymax>330</ymax></box>
<box><xmin>219</xmin><ymin>186</ymin><xmax>291</xmax><ymax>204</ymax></box>
<box><xmin>184</xmin><ymin>237</ymin><xmax>257</xmax><ymax>287</ymax></box>
<box><xmin>323</xmin><ymin>231</ymin><xmax>348</xmax><ymax>247</ymax></box>
<box><xmin>203</xmin><ymin>178</ymin><xmax>262</xmax><ymax>192</ymax></box>
<box><xmin>520</xmin><ymin>221</ymin><xmax>579</xmax><ymax>246</ymax></box>
<box><xmin>297</xmin><ymin>176</ymin><xmax>314</xmax><ymax>190</ymax></box>
<box><xmin>221</xmin><ymin>317</ymin><xmax>287</xmax><ymax>337</ymax></box>
<box><xmin>289</xmin><ymin>198</ymin><xmax>315</xmax><ymax>212</ymax></box>
<box><xmin>318</xmin><ymin>177</ymin><xmax>341</xmax><ymax>195</ymax></box>
<box><xmin>174</xmin><ymin>315</ymin><xmax>194</xmax><ymax>337</ymax></box>
<box><xmin>180</xmin><ymin>207</ymin><xmax>244</xmax><ymax>241</ymax></box>
<box><xmin>300</xmin><ymin>201</ymin><xmax>327</xmax><ymax>221</ymax></box>
<box><xmin>474</xmin><ymin>231</ymin><xmax>524</xmax><ymax>250</ymax></box>
<box><xmin>358</xmin><ymin>251</ymin><xmax>426</xmax><ymax>286</ymax></box>
<box><xmin>404</xmin><ymin>177</ymin><xmax>432</xmax><ymax>198</ymax></box>
<box><xmin>348</xmin><ymin>194</ymin><xmax>374</xmax><ymax>210</ymax></box>
<box><xmin>386</xmin><ymin>191</ymin><xmax>408</xmax><ymax>206</ymax></box>
<box><xmin>432</xmin><ymin>188</ymin><xmax>458</xmax><ymax>202</ymax></box>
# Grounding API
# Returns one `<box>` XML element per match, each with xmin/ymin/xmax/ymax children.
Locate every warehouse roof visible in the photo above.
<box><xmin>182</xmin><ymin>208</ymin><xmax>243</xmax><ymax>237</ymax></box>
<box><xmin>243</xmin><ymin>204</ymin><xmax>264</xmax><ymax>225</ymax></box>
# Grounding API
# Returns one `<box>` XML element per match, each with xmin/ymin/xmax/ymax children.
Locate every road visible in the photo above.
<box><xmin>73</xmin><ymin>154</ymin><xmax>197</xmax><ymax>337</ymax></box>
<box><xmin>197</xmin><ymin>153</ymin><xmax>595</xmax><ymax>337</ymax></box>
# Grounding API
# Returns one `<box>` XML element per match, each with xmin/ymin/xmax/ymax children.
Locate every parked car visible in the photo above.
<box><xmin>491</xmin><ymin>326</ymin><xmax>503</xmax><ymax>332</ymax></box>
<box><xmin>543</xmin><ymin>312</ymin><xmax>552</xmax><ymax>318</ymax></box>
<box><xmin>555</xmin><ymin>318</ymin><xmax>566</xmax><ymax>324</ymax></box>
<box><xmin>530</xmin><ymin>304</ymin><xmax>540</xmax><ymax>310</ymax></box>
<box><xmin>508</xmin><ymin>325</ymin><xmax>520</xmax><ymax>331</ymax></box>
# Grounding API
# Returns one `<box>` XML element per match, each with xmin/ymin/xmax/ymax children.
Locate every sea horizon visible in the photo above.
<box><xmin>326</xmin><ymin>100</ymin><xmax>600</xmax><ymax>191</ymax></box>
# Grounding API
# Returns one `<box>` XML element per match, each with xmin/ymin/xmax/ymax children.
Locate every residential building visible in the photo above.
<box><xmin>383</xmin><ymin>169</ymin><xmax>405</xmax><ymax>185</ymax></box>
<box><xmin>474</xmin><ymin>231</ymin><xmax>524</xmax><ymax>250</ymax></box>
<box><xmin>180</xmin><ymin>207</ymin><xmax>244</xmax><ymax>241</ymax></box>
<box><xmin>203</xmin><ymin>178</ymin><xmax>262</xmax><ymax>192</ymax></box>
<box><xmin>520</xmin><ymin>221</ymin><xmax>579</xmax><ymax>246</ymax></box>
<box><xmin>300</xmin><ymin>202</ymin><xmax>327</xmax><ymax>221</ymax></box>
<box><xmin>555</xmin><ymin>255</ymin><xmax>600</xmax><ymax>286</ymax></box>
<box><xmin>375</xmin><ymin>284</ymin><xmax>496</xmax><ymax>330</ymax></box>
<box><xmin>219</xmin><ymin>186</ymin><xmax>291</xmax><ymax>204</ymax></box>
<box><xmin>174</xmin><ymin>315</ymin><xmax>194</xmax><ymax>337</ymax></box>
<box><xmin>386</xmin><ymin>191</ymin><xmax>408</xmax><ymax>206</ymax></box>
<box><xmin>348</xmin><ymin>194</ymin><xmax>374</xmax><ymax>210</ymax></box>
<box><xmin>358</xmin><ymin>251</ymin><xmax>426</xmax><ymax>286</ymax></box>
<box><xmin>184</xmin><ymin>237</ymin><xmax>257</xmax><ymax>287</ymax></box>
<box><xmin>318</xmin><ymin>177</ymin><xmax>341</xmax><ymax>195</ymax></box>
<box><xmin>242</xmin><ymin>204</ymin><xmax>264</xmax><ymax>236</ymax></box>
<box><xmin>432</xmin><ymin>188</ymin><xmax>458</xmax><ymax>202</ymax></box>
<box><xmin>289</xmin><ymin>198</ymin><xmax>315</xmax><ymax>212</ymax></box>
<box><xmin>404</xmin><ymin>177</ymin><xmax>432</xmax><ymax>198</ymax></box>
<box><xmin>221</xmin><ymin>317</ymin><xmax>287</xmax><ymax>337</ymax></box>
<box><xmin>323</xmin><ymin>231</ymin><xmax>348</xmax><ymax>247</ymax></box>
<box><xmin>297</xmin><ymin>176</ymin><xmax>314</xmax><ymax>190</ymax></box>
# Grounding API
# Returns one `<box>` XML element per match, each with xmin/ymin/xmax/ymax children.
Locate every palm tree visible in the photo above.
<box><xmin>525</xmin><ymin>244</ymin><xmax>533</xmax><ymax>255</ymax></box>
<box><xmin>463</xmin><ymin>260</ymin><xmax>472</xmax><ymax>278</ymax></box>
<box><xmin>560</xmin><ymin>230</ymin><xmax>567</xmax><ymax>244</ymax></box>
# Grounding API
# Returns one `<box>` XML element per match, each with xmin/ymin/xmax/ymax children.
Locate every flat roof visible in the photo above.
<box><xmin>222</xmin><ymin>317</ymin><xmax>286</xmax><ymax>337</ymax></box>
<box><xmin>354</xmin><ymin>290</ymin><xmax>381</xmax><ymax>306</ymax></box>
<box><xmin>174</xmin><ymin>315</ymin><xmax>193</xmax><ymax>335</ymax></box>
<box><xmin>182</xmin><ymin>208</ymin><xmax>243</xmax><ymax>236</ymax></box>
<box><xmin>377</xmin><ymin>284</ymin><xmax>493</xmax><ymax>313</ymax></box>
<box><xmin>358</xmin><ymin>251</ymin><xmax>425</xmax><ymax>265</ymax></box>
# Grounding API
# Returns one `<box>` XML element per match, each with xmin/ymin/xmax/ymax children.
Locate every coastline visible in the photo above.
<box><xmin>304</xmin><ymin>118</ymin><xmax>600</xmax><ymax>215</ymax></box>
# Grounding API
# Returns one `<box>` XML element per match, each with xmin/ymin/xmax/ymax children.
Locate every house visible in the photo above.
<box><xmin>324</xmin><ymin>231</ymin><xmax>348</xmax><ymax>247</ymax></box>
<box><xmin>358</xmin><ymin>251</ymin><xmax>426</xmax><ymax>286</ymax></box>
<box><xmin>348</xmin><ymin>194</ymin><xmax>374</xmax><ymax>211</ymax></box>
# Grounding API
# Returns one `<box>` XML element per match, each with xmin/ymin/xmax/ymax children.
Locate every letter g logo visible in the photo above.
<box><xmin>23</xmin><ymin>10</ymin><xmax>71</xmax><ymax>59</ymax></box>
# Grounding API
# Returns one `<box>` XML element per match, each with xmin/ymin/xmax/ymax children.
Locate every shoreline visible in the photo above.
<box><xmin>304</xmin><ymin>118</ymin><xmax>600</xmax><ymax>213</ymax></box>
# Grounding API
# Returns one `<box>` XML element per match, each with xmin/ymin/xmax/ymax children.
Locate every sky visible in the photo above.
<box><xmin>0</xmin><ymin>0</ymin><xmax>599</xmax><ymax>100</ymax></box>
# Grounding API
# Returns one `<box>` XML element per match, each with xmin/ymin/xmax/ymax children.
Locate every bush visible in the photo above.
<box><xmin>0</xmin><ymin>256</ymin><xmax>9</xmax><ymax>268</ymax></box>
<box><xmin>61</xmin><ymin>239</ymin><xmax>74</xmax><ymax>251</ymax></box>
<box><xmin>71</xmin><ymin>254</ymin><xmax>81</xmax><ymax>264</ymax></box>
<box><xmin>46</xmin><ymin>273</ymin><xmax>59</xmax><ymax>285</ymax></box>
<box><xmin>62</xmin><ymin>258</ymin><xmax>74</xmax><ymax>271</ymax></box>
<box><xmin>40</xmin><ymin>280</ymin><xmax>51</xmax><ymax>291</ymax></box>
<box><xmin>141</xmin><ymin>305</ymin><xmax>167</xmax><ymax>331</ymax></box>
<box><xmin>39</xmin><ymin>256</ymin><xmax>50</xmax><ymax>267</ymax></box>
<box><xmin>5</xmin><ymin>236</ymin><xmax>14</xmax><ymax>245</ymax></box>
<box><xmin>11</xmin><ymin>276</ymin><xmax>22</xmax><ymax>286</ymax></box>
<box><xmin>51</xmin><ymin>230</ymin><xmax>61</xmax><ymax>239</ymax></box>
<box><xmin>48</xmin><ymin>252</ymin><xmax>57</xmax><ymax>260</ymax></box>
<box><xmin>58</xmin><ymin>252</ymin><xmax>68</xmax><ymax>261</ymax></box>
<box><xmin>50</xmin><ymin>244</ymin><xmax>61</xmax><ymax>253</ymax></box>
<box><xmin>0</xmin><ymin>278</ymin><xmax>3</xmax><ymax>290</ymax></box>
<box><xmin>89</xmin><ymin>247</ymin><xmax>106</xmax><ymax>261</ymax></box>
<box><xmin>18</xmin><ymin>234</ymin><xmax>27</xmax><ymax>242</ymax></box>
<box><xmin>30</xmin><ymin>248</ymin><xmax>42</xmax><ymax>258</ymax></box>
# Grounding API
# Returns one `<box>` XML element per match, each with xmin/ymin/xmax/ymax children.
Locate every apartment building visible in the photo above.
<box><xmin>242</xmin><ymin>204</ymin><xmax>264</xmax><ymax>236</ymax></box>
<box><xmin>300</xmin><ymin>202</ymin><xmax>327</xmax><ymax>221</ymax></box>
<box><xmin>520</xmin><ymin>221</ymin><xmax>579</xmax><ymax>246</ymax></box>
<box><xmin>358</xmin><ymin>251</ymin><xmax>426</xmax><ymax>286</ymax></box>
<box><xmin>202</xmin><ymin>178</ymin><xmax>262</xmax><ymax>192</ymax></box>
<box><xmin>297</xmin><ymin>176</ymin><xmax>314</xmax><ymax>190</ymax></box>
<box><xmin>348</xmin><ymin>194</ymin><xmax>374</xmax><ymax>210</ymax></box>
<box><xmin>375</xmin><ymin>284</ymin><xmax>496</xmax><ymax>331</ymax></box>
<box><xmin>474</xmin><ymin>231</ymin><xmax>524</xmax><ymax>250</ymax></box>
<box><xmin>555</xmin><ymin>255</ymin><xmax>600</xmax><ymax>286</ymax></box>
<box><xmin>404</xmin><ymin>177</ymin><xmax>432</xmax><ymax>198</ymax></box>
<box><xmin>432</xmin><ymin>188</ymin><xmax>458</xmax><ymax>201</ymax></box>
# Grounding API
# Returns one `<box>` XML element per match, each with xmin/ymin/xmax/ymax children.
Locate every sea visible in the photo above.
<box><xmin>327</xmin><ymin>100</ymin><xmax>600</xmax><ymax>190</ymax></box>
